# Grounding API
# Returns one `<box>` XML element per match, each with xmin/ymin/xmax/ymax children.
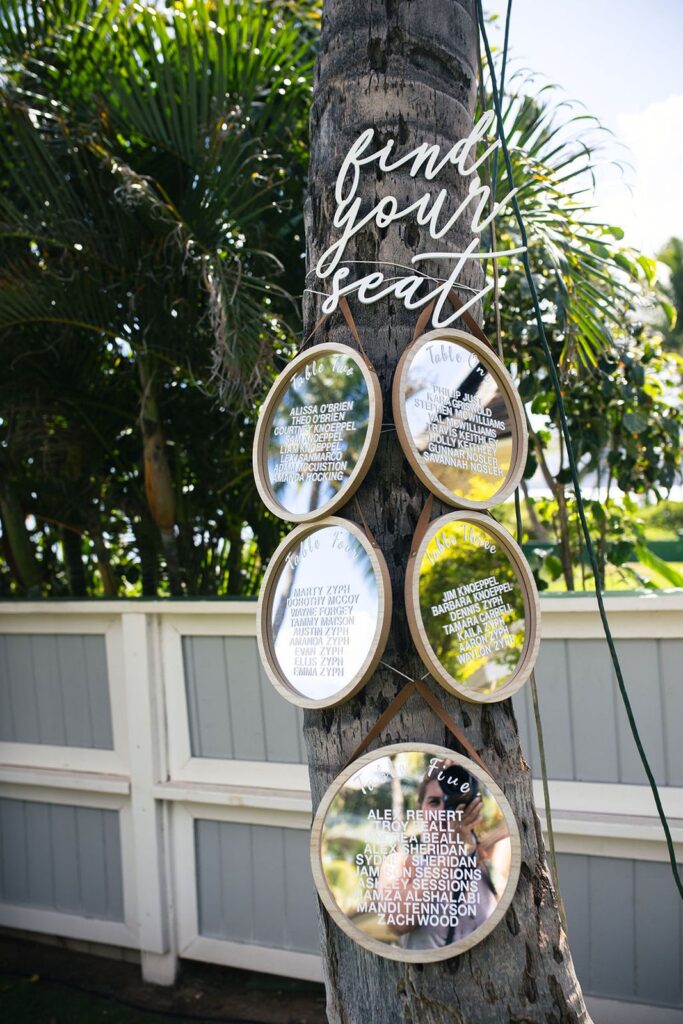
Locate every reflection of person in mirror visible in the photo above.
<box><xmin>378</xmin><ymin>758</ymin><xmax>510</xmax><ymax>949</ymax></box>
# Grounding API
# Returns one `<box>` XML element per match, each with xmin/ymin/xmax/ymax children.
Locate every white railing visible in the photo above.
<box><xmin>0</xmin><ymin>595</ymin><xmax>682</xmax><ymax>987</ymax></box>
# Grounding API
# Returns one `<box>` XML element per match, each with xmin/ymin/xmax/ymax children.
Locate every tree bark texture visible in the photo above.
<box><xmin>303</xmin><ymin>2</ymin><xmax>591</xmax><ymax>1021</ymax></box>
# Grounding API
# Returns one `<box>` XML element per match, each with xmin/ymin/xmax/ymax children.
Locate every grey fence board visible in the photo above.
<box><xmin>634</xmin><ymin>860</ymin><xmax>681</xmax><ymax>1006</ymax></box>
<box><xmin>50</xmin><ymin>804</ymin><xmax>80</xmax><ymax>914</ymax></box>
<box><xmin>191</xmin><ymin>825</ymin><xmax>682</xmax><ymax>1005</ymax></box>
<box><xmin>518</xmin><ymin>640</ymin><xmax>575</xmax><ymax>780</ymax></box>
<box><xmin>3</xmin><ymin>635</ymin><xmax>39</xmax><ymax>744</ymax></box>
<box><xmin>0</xmin><ymin>798</ymin><xmax>28</xmax><ymax>903</ymax></box>
<box><xmin>195</xmin><ymin>820</ymin><xmax>225</xmax><ymax>937</ymax></box>
<box><xmin>660</xmin><ymin>640</ymin><xmax>683</xmax><ymax>787</ymax></box>
<box><xmin>31</xmin><ymin>635</ymin><xmax>67</xmax><ymax>745</ymax></box>
<box><xmin>196</xmin><ymin>820</ymin><xmax>253</xmax><ymax>941</ymax></box>
<box><xmin>25</xmin><ymin>801</ymin><xmax>52</xmax><ymax>908</ymax></box>
<box><xmin>257</xmin><ymin>657</ymin><xmax>306</xmax><ymax>763</ymax></box>
<box><xmin>58</xmin><ymin>634</ymin><xmax>93</xmax><ymax>748</ymax></box>
<box><xmin>185</xmin><ymin>634</ymin><xmax>678</xmax><ymax>784</ymax></box>
<box><xmin>557</xmin><ymin>853</ymin><xmax>590</xmax><ymax>982</ymax></box>
<box><xmin>283</xmin><ymin>829</ymin><xmax>320</xmax><ymax>952</ymax></box>
<box><xmin>557</xmin><ymin>853</ymin><xmax>683</xmax><ymax>1008</ymax></box>
<box><xmin>0</xmin><ymin>799</ymin><xmax>123</xmax><ymax>921</ymax></box>
<box><xmin>195</xmin><ymin>820</ymin><xmax>318</xmax><ymax>954</ymax></box>
<box><xmin>222</xmin><ymin>824</ymin><xmax>255</xmax><ymax>940</ymax></box>
<box><xmin>84</xmin><ymin>636</ymin><xmax>113</xmax><ymax>750</ymax></box>
<box><xmin>615</xmin><ymin>639</ymin><xmax>666</xmax><ymax>785</ymax></box>
<box><xmin>567</xmin><ymin>640</ymin><xmax>621</xmax><ymax>783</ymax></box>
<box><xmin>588</xmin><ymin>857</ymin><xmax>636</xmax><ymax>998</ymax></box>
<box><xmin>226</xmin><ymin>639</ymin><xmax>267</xmax><ymax>762</ymax></box>
<box><xmin>0</xmin><ymin>634</ymin><xmax>113</xmax><ymax>750</ymax></box>
<box><xmin>184</xmin><ymin>637</ymin><xmax>234</xmax><ymax>759</ymax></box>
<box><xmin>184</xmin><ymin>637</ymin><xmax>304</xmax><ymax>763</ymax></box>
<box><xmin>252</xmin><ymin>825</ymin><xmax>286</xmax><ymax>948</ymax></box>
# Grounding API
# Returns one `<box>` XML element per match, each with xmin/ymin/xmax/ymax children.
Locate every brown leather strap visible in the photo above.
<box><xmin>412</xmin><ymin>300</ymin><xmax>436</xmax><ymax>342</ymax></box>
<box><xmin>343</xmin><ymin>678</ymin><xmax>488</xmax><ymax>776</ymax></box>
<box><xmin>299</xmin><ymin>296</ymin><xmax>372</xmax><ymax>366</ymax></box>
<box><xmin>409</xmin><ymin>494</ymin><xmax>433</xmax><ymax>558</ymax></box>
<box><xmin>411</xmin><ymin>290</ymin><xmax>491</xmax><ymax>349</ymax></box>
<box><xmin>343</xmin><ymin>682</ymin><xmax>418</xmax><ymax>769</ymax></box>
<box><xmin>337</xmin><ymin>295</ymin><xmax>361</xmax><ymax>345</ymax></box>
<box><xmin>413</xmin><ymin>679</ymin><xmax>487</xmax><ymax>773</ymax></box>
<box><xmin>446</xmin><ymin>287</ymin><xmax>491</xmax><ymax>348</ymax></box>
<box><xmin>301</xmin><ymin>308</ymin><xmax>329</xmax><ymax>349</ymax></box>
<box><xmin>306</xmin><ymin>287</ymin><xmax>489</xmax><ymax>353</ymax></box>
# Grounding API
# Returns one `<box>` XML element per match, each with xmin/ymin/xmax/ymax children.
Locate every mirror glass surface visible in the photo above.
<box><xmin>403</xmin><ymin>339</ymin><xmax>514</xmax><ymax>503</ymax></box>
<box><xmin>317</xmin><ymin>749</ymin><xmax>513</xmax><ymax>954</ymax></box>
<box><xmin>417</xmin><ymin>519</ymin><xmax>525</xmax><ymax>695</ymax></box>
<box><xmin>270</xmin><ymin>524</ymin><xmax>379</xmax><ymax>699</ymax></box>
<box><xmin>266</xmin><ymin>352</ymin><xmax>370</xmax><ymax>515</ymax></box>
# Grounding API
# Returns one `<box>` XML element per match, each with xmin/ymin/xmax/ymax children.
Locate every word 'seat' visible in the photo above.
<box><xmin>315</xmin><ymin>111</ymin><xmax>525</xmax><ymax>327</ymax></box>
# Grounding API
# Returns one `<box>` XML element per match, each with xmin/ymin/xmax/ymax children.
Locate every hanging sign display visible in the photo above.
<box><xmin>312</xmin><ymin>111</ymin><xmax>526</xmax><ymax>328</ymax></box>
<box><xmin>311</xmin><ymin>743</ymin><xmax>520</xmax><ymax>962</ymax></box>
<box><xmin>405</xmin><ymin>511</ymin><xmax>540</xmax><ymax>702</ymax></box>
<box><xmin>257</xmin><ymin>517</ymin><xmax>391</xmax><ymax>709</ymax></box>
<box><xmin>253</xmin><ymin>343</ymin><xmax>382</xmax><ymax>522</ymax></box>
<box><xmin>393</xmin><ymin>328</ymin><xmax>527</xmax><ymax>509</ymax></box>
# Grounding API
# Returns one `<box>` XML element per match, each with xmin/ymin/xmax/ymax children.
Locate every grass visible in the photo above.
<box><xmin>542</xmin><ymin>562</ymin><xmax>683</xmax><ymax>593</ymax></box>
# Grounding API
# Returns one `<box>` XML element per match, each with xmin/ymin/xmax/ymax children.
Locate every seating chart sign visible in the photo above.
<box><xmin>311</xmin><ymin>744</ymin><xmax>520</xmax><ymax>962</ymax></box>
<box><xmin>393</xmin><ymin>329</ymin><xmax>526</xmax><ymax>509</ymax></box>
<box><xmin>257</xmin><ymin>518</ymin><xmax>391</xmax><ymax>708</ymax></box>
<box><xmin>406</xmin><ymin>512</ymin><xmax>539</xmax><ymax>702</ymax></box>
<box><xmin>253</xmin><ymin>343</ymin><xmax>381</xmax><ymax>522</ymax></box>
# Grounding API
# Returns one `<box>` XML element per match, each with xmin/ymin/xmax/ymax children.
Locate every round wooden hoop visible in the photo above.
<box><xmin>405</xmin><ymin>511</ymin><xmax>541</xmax><ymax>704</ymax></box>
<box><xmin>257</xmin><ymin>517</ymin><xmax>392</xmax><ymax>710</ymax></box>
<box><xmin>393</xmin><ymin>328</ymin><xmax>528</xmax><ymax>510</ymax></box>
<box><xmin>253</xmin><ymin>343</ymin><xmax>382</xmax><ymax>523</ymax></box>
<box><xmin>310</xmin><ymin>743</ymin><xmax>521</xmax><ymax>963</ymax></box>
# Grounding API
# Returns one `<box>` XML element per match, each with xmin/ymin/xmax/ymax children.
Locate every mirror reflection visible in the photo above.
<box><xmin>404</xmin><ymin>340</ymin><xmax>514</xmax><ymax>503</ymax></box>
<box><xmin>418</xmin><ymin>520</ymin><xmax>525</xmax><ymax>695</ymax></box>
<box><xmin>266</xmin><ymin>352</ymin><xmax>370</xmax><ymax>515</ymax></box>
<box><xmin>271</xmin><ymin>525</ymin><xmax>379</xmax><ymax>699</ymax></box>
<box><xmin>319</xmin><ymin>750</ymin><xmax>512</xmax><ymax>952</ymax></box>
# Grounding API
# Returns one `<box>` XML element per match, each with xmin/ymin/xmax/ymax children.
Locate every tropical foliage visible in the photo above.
<box><xmin>0</xmin><ymin>0</ymin><xmax>315</xmax><ymax>596</ymax></box>
<box><xmin>0</xmin><ymin>7</ymin><xmax>680</xmax><ymax>596</ymax></box>
<box><xmin>657</xmin><ymin>236</ymin><xmax>683</xmax><ymax>354</ymax></box>
<box><xmin>479</xmin><ymin>71</ymin><xmax>683</xmax><ymax>589</ymax></box>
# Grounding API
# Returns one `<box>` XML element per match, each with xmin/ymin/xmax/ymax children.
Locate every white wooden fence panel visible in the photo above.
<box><xmin>0</xmin><ymin>595</ymin><xmax>681</xmax><ymax>1005</ymax></box>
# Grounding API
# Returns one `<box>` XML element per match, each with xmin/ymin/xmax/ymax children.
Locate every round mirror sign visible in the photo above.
<box><xmin>254</xmin><ymin>343</ymin><xmax>382</xmax><ymax>522</ymax></box>
<box><xmin>393</xmin><ymin>329</ymin><xmax>527</xmax><ymax>509</ymax></box>
<box><xmin>257</xmin><ymin>517</ymin><xmax>391</xmax><ymax>708</ymax></box>
<box><xmin>406</xmin><ymin>511</ymin><xmax>540</xmax><ymax>702</ymax></box>
<box><xmin>311</xmin><ymin>744</ymin><xmax>520</xmax><ymax>962</ymax></box>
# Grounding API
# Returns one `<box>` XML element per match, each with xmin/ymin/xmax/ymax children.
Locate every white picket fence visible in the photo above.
<box><xmin>0</xmin><ymin>595</ymin><xmax>682</xmax><ymax>1018</ymax></box>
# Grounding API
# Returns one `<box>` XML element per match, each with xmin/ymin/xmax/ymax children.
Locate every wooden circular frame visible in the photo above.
<box><xmin>253</xmin><ymin>343</ymin><xmax>382</xmax><ymax>523</ymax></box>
<box><xmin>405</xmin><ymin>511</ymin><xmax>541</xmax><ymax>704</ymax></box>
<box><xmin>311</xmin><ymin>742</ymin><xmax>521</xmax><ymax>963</ymax></box>
<box><xmin>392</xmin><ymin>328</ymin><xmax>528</xmax><ymax>510</ymax></box>
<box><xmin>257</xmin><ymin>516</ymin><xmax>392</xmax><ymax>710</ymax></box>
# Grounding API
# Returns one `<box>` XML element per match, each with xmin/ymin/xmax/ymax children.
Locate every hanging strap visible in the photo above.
<box><xmin>300</xmin><ymin>295</ymin><xmax>373</xmax><ymax>368</ymax></box>
<box><xmin>411</xmin><ymin>290</ymin><xmax>491</xmax><ymax>348</ymax></box>
<box><xmin>343</xmin><ymin>678</ymin><xmax>488</xmax><ymax>775</ymax></box>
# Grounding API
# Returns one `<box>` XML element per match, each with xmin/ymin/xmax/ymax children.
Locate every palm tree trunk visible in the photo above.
<box><xmin>303</xmin><ymin>2</ymin><xmax>590</xmax><ymax>1021</ymax></box>
<box><xmin>0</xmin><ymin>480</ymin><xmax>41</xmax><ymax>596</ymax></box>
<box><xmin>61</xmin><ymin>525</ymin><xmax>86</xmax><ymax>597</ymax></box>
<box><xmin>138</xmin><ymin>354</ymin><xmax>183</xmax><ymax>595</ymax></box>
<box><xmin>133</xmin><ymin>519</ymin><xmax>159</xmax><ymax>597</ymax></box>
